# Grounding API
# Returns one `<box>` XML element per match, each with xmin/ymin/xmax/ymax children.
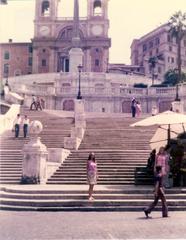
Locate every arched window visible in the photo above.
<box><xmin>42</xmin><ymin>1</ymin><xmax>50</xmax><ymax>17</ymax></box>
<box><xmin>93</xmin><ymin>0</ymin><xmax>102</xmax><ymax>16</ymax></box>
<box><xmin>57</xmin><ymin>27</ymin><xmax>84</xmax><ymax>40</ymax></box>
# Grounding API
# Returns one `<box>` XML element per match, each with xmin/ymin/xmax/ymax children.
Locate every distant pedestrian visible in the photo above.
<box><xmin>30</xmin><ymin>95</ymin><xmax>37</xmax><ymax>110</ymax></box>
<box><xmin>131</xmin><ymin>97</ymin><xmax>137</xmax><ymax>118</ymax></box>
<box><xmin>144</xmin><ymin>165</ymin><xmax>168</xmax><ymax>218</ymax></box>
<box><xmin>36</xmin><ymin>96</ymin><xmax>42</xmax><ymax>111</ymax></box>
<box><xmin>136</xmin><ymin>101</ymin><xmax>142</xmax><ymax>117</ymax></box>
<box><xmin>13</xmin><ymin>114</ymin><xmax>22</xmax><ymax>138</ymax></box>
<box><xmin>22</xmin><ymin>115</ymin><xmax>30</xmax><ymax>138</ymax></box>
<box><xmin>87</xmin><ymin>153</ymin><xmax>98</xmax><ymax>201</ymax></box>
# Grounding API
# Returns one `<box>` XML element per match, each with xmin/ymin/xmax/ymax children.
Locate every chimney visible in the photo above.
<box><xmin>9</xmin><ymin>39</ymin><xmax>12</xmax><ymax>43</ymax></box>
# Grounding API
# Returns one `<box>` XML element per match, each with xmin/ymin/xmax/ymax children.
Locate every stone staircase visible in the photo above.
<box><xmin>1</xmin><ymin>110</ymin><xmax>186</xmax><ymax>211</ymax></box>
<box><xmin>1</xmin><ymin>185</ymin><xmax>186</xmax><ymax>211</ymax></box>
<box><xmin>48</xmin><ymin>117</ymin><xmax>155</xmax><ymax>185</ymax></box>
<box><xmin>0</xmin><ymin>109</ymin><xmax>74</xmax><ymax>184</ymax></box>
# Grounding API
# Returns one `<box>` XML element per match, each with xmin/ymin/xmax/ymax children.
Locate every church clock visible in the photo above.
<box><xmin>39</xmin><ymin>26</ymin><xmax>50</xmax><ymax>37</ymax></box>
<box><xmin>91</xmin><ymin>25</ymin><xmax>103</xmax><ymax>36</ymax></box>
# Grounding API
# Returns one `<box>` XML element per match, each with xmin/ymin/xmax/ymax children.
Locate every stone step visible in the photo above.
<box><xmin>1</xmin><ymin>198</ymin><xmax>186</xmax><ymax>208</ymax></box>
<box><xmin>1</xmin><ymin>192</ymin><xmax>186</xmax><ymax>200</ymax></box>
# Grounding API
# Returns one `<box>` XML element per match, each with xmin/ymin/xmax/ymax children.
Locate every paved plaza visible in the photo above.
<box><xmin>0</xmin><ymin>211</ymin><xmax>186</xmax><ymax>240</ymax></box>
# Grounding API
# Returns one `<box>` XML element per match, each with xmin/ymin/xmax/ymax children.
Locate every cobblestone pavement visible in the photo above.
<box><xmin>0</xmin><ymin>211</ymin><xmax>186</xmax><ymax>240</ymax></box>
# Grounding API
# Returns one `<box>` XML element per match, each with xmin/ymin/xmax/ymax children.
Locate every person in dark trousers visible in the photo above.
<box><xmin>36</xmin><ymin>96</ymin><xmax>42</xmax><ymax>111</ymax></box>
<box><xmin>147</xmin><ymin>149</ymin><xmax>156</xmax><ymax>173</ymax></box>
<box><xmin>23</xmin><ymin>115</ymin><xmax>30</xmax><ymax>138</ymax></box>
<box><xmin>30</xmin><ymin>95</ymin><xmax>37</xmax><ymax>110</ymax></box>
<box><xmin>144</xmin><ymin>165</ymin><xmax>168</xmax><ymax>218</ymax></box>
<box><xmin>13</xmin><ymin>114</ymin><xmax>22</xmax><ymax>138</ymax></box>
<box><xmin>131</xmin><ymin>97</ymin><xmax>137</xmax><ymax>118</ymax></box>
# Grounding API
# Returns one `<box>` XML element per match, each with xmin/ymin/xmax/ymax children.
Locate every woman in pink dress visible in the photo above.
<box><xmin>87</xmin><ymin>153</ymin><xmax>98</xmax><ymax>200</ymax></box>
<box><xmin>136</xmin><ymin>101</ymin><xmax>142</xmax><ymax>117</ymax></box>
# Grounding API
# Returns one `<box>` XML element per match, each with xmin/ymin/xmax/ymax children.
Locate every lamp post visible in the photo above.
<box><xmin>77</xmin><ymin>65</ymin><xmax>83</xmax><ymax>99</ymax></box>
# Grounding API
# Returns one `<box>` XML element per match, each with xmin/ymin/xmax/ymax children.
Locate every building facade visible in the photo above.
<box><xmin>131</xmin><ymin>24</ymin><xmax>186</xmax><ymax>81</ymax></box>
<box><xmin>0</xmin><ymin>41</ymin><xmax>33</xmax><ymax>80</ymax></box>
<box><xmin>0</xmin><ymin>0</ymin><xmax>111</xmax><ymax>80</ymax></box>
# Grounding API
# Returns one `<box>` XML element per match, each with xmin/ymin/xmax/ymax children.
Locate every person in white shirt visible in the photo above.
<box><xmin>23</xmin><ymin>115</ymin><xmax>30</xmax><ymax>138</ymax></box>
<box><xmin>13</xmin><ymin>114</ymin><xmax>22</xmax><ymax>138</ymax></box>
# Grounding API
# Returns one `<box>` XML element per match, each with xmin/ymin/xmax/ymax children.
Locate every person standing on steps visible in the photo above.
<box><xmin>87</xmin><ymin>152</ymin><xmax>98</xmax><ymax>201</ymax></box>
<box><xmin>131</xmin><ymin>97</ymin><xmax>137</xmax><ymax>118</ymax></box>
<box><xmin>36</xmin><ymin>96</ymin><xmax>42</xmax><ymax>111</ymax></box>
<box><xmin>136</xmin><ymin>101</ymin><xmax>142</xmax><ymax>117</ymax></box>
<box><xmin>30</xmin><ymin>95</ymin><xmax>37</xmax><ymax>110</ymax></box>
<box><xmin>22</xmin><ymin>115</ymin><xmax>30</xmax><ymax>138</ymax></box>
<box><xmin>144</xmin><ymin>165</ymin><xmax>168</xmax><ymax>218</ymax></box>
<box><xmin>13</xmin><ymin>114</ymin><xmax>22</xmax><ymax>138</ymax></box>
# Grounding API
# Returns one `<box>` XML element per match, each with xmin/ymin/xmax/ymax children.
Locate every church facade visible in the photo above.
<box><xmin>0</xmin><ymin>0</ymin><xmax>111</xmax><ymax>79</ymax></box>
<box><xmin>33</xmin><ymin>0</ymin><xmax>111</xmax><ymax>74</ymax></box>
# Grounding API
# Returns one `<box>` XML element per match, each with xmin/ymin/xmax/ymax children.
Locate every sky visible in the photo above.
<box><xmin>0</xmin><ymin>0</ymin><xmax>186</xmax><ymax>64</ymax></box>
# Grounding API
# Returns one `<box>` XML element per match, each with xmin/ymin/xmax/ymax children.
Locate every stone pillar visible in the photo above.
<box><xmin>22</xmin><ymin>120</ymin><xmax>48</xmax><ymax>184</ymax></box>
<box><xmin>64</xmin><ymin>99</ymin><xmax>86</xmax><ymax>150</ymax></box>
<box><xmin>171</xmin><ymin>101</ymin><xmax>184</xmax><ymax>113</ymax></box>
<box><xmin>69</xmin><ymin>48</ymin><xmax>84</xmax><ymax>73</ymax></box>
<box><xmin>74</xmin><ymin>99</ymin><xmax>86</xmax><ymax>128</ymax></box>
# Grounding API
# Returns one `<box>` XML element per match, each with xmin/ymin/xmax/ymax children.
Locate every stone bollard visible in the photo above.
<box><xmin>22</xmin><ymin>120</ymin><xmax>48</xmax><ymax>184</ymax></box>
<box><xmin>171</xmin><ymin>101</ymin><xmax>184</xmax><ymax>113</ymax></box>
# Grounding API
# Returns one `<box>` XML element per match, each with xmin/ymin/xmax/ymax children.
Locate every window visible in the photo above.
<box><xmin>155</xmin><ymin>38</ymin><xmax>160</xmax><ymax>45</ymax></box>
<box><xmin>169</xmin><ymin>46</ymin><xmax>172</xmax><ymax>52</ymax></box>
<box><xmin>42</xmin><ymin>49</ymin><xmax>46</xmax><ymax>53</ymax></box>
<box><xmin>171</xmin><ymin>57</ymin><xmax>174</xmax><ymax>63</ymax></box>
<box><xmin>28</xmin><ymin>45</ymin><xmax>33</xmax><ymax>53</ymax></box>
<box><xmin>143</xmin><ymin>44</ymin><xmax>147</xmax><ymax>52</ymax></box>
<box><xmin>95</xmin><ymin>59</ymin><xmax>99</xmax><ymax>66</ymax></box>
<box><xmin>42</xmin><ymin>1</ymin><xmax>50</xmax><ymax>16</ymax></box>
<box><xmin>95</xmin><ymin>48</ymin><xmax>99</xmax><ymax>52</ymax></box>
<box><xmin>156</xmin><ymin>48</ymin><xmax>159</xmax><ymax>54</ymax></box>
<box><xmin>4</xmin><ymin>51</ymin><xmax>10</xmax><ymax>60</ymax></box>
<box><xmin>28</xmin><ymin>57</ymin><xmax>32</xmax><ymax>66</ymax></box>
<box><xmin>167</xmin><ymin>35</ymin><xmax>171</xmax><ymax>42</ymax></box>
<box><xmin>149</xmin><ymin>41</ymin><xmax>153</xmax><ymax>49</ymax></box>
<box><xmin>184</xmin><ymin>39</ymin><xmax>186</xmax><ymax>47</ymax></box>
<box><xmin>168</xmin><ymin>57</ymin><xmax>170</xmax><ymax>63</ymax></box>
<box><xmin>42</xmin><ymin>59</ymin><xmax>47</xmax><ymax>66</ymax></box>
<box><xmin>4</xmin><ymin>64</ymin><xmax>9</xmax><ymax>75</ymax></box>
<box><xmin>158</xmin><ymin>66</ymin><xmax>161</xmax><ymax>74</ymax></box>
<box><xmin>149</xmin><ymin>51</ymin><xmax>152</xmax><ymax>57</ymax></box>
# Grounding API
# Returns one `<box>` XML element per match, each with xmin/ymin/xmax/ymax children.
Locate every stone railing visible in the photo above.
<box><xmin>11</xmin><ymin>83</ymin><xmax>55</xmax><ymax>96</ymax></box>
<box><xmin>0</xmin><ymin>104</ymin><xmax>20</xmax><ymax>134</ymax></box>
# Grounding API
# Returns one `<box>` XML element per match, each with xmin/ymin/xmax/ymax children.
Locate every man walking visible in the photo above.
<box><xmin>144</xmin><ymin>165</ymin><xmax>168</xmax><ymax>218</ymax></box>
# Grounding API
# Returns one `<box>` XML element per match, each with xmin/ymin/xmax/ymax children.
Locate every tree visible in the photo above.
<box><xmin>163</xmin><ymin>69</ymin><xmax>186</xmax><ymax>86</ymax></box>
<box><xmin>168</xmin><ymin>11</ymin><xmax>186</xmax><ymax>100</ymax></box>
<box><xmin>148</xmin><ymin>54</ymin><xmax>164</xmax><ymax>84</ymax></box>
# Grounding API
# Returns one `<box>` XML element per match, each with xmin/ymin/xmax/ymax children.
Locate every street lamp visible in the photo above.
<box><xmin>77</xmin><ymin>65</ymin><xmax>83</xmax><ymax>99</ymax></box>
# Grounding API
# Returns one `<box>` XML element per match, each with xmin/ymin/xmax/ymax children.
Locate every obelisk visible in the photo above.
<box><xmin>69</xmin><ymin>0</ymin><xmax>84</xmax><ymax>73</ymax></box>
